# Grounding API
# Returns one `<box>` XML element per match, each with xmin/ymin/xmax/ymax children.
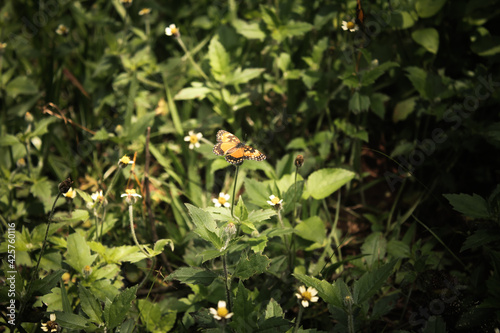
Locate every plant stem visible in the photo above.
<box><xmin>293</xmin><ymin>305</ymin><xmax>304</xmax><ymax>333</ymax></box>
<box><xmin>222</xmin><ymin>254</ymin><xmax>232</xmax><ymax>312</ymax></box>
<box><xmin>129</xmin><ymin>205</ymin><xmax>151</xmax><ymax>258</ymax></box>
<box><xmin>230</xmin><ymin>165</ymin><xmax>240</xmax><ymax>219</ymax></box>
<box><xmin>347</xmin><ymin>297</ymin><xmax>355</xmax><ymax>333</ymax></box>
<box><xmin>176</xmin><ymin>37</ymin><xmax>209</xmax><ymax>81</ymax></box>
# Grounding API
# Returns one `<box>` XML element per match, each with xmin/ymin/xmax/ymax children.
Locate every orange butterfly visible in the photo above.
<box><xmin>213</xmin><ymin>130</ymin><xmax>266</xmax><ymax>165</ymax></box>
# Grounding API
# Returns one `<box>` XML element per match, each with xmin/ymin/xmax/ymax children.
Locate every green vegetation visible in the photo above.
<box><xmin>1</xmin><ymin>0</ymin><xmax>500</xmax><ymax>332</ymax></box>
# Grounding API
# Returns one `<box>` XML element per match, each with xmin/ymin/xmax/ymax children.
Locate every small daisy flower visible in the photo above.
<box><xmin>41</xmin><ymin>313</ymin><xmax>59</xmax><ymax>332</ymax></box>
<box><xmin>118</xmin><ymin>155</ymin><xmax>134</xmax><ymax>167</ymax></box>
<box><xmin>184</xmin><ymin>130</ymin><xmax>203</xmax><ymax>149</ymax></box>
<box><xmin>341</xmin><ymin>20</ymin><xmax>359</xmax><ymax>32</ymax></box>
<box><xmin>62</xmin><ymin>272</ymin><xmax>71</xmax><ymax>284</ymax></box>
<box><xmin>267</xmin><ymin>195</ymin><xmax>283</xmax><ymax>207</ymax></box>
<box><xmin>165</xmin><ymin>24</ymin><xmax>180</xmax><ymax>37</ymax></box>
<box><xmin>295</xmin><ymin>285</ymin><xmax>319</xmax><ymax>308</ymax></box>
<box><xmin>55</xmin><ymin>24</ymin><xmax>69</xmax><ymax>36</ymax></box>
<box><xmin>121</xmin><ymin>188</ymin><xmax>142</xmax><ymax>204</ymax></box>
<box><xmin>82</xmin><ymin>265</ymin><xmax>92</xmax><ymax>278</ymax></box>
<box><xmin>138</xmin><ymin>8</ymin><xmax>151</xmax><ymax>15</ymax></box>
<box><xmin>91</xmin><ymin>190</ymin><xmax>104</xmax><ymax>203</ymax></box>
<box><xmin>213</xmin><ymin>192</ymin><xmax>231</xmax><ymax>208</ymax></box>
<box><xmin>209</xmin><ymin>300</ymin><xmax>234</xmax><ymax>321</ymax></box>
<box><xmin>64</xmin><ymin>187</ymin><xmax>77</xmax><ymax>199</ymax></box>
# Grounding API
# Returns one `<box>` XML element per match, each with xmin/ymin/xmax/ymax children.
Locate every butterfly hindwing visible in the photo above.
<box><xmin>213</xmin><ymin>130</ymin><xmax>266</xmax><ymax>165</ymax></box>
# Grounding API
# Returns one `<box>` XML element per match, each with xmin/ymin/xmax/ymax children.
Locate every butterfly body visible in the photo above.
<box><xmin>213</xmin><ymin>130</ymin><xmax>266</xmax><ymax>165</ymax></box>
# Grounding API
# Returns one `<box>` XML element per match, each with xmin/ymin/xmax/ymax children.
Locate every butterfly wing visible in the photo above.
<box><xmin>213</xmin><ymin>130</ymin><xmax>241</xmax><ymax>156</ymax></box>
<box><xmin>242</xmin><ymin>145</ymin><xmax>266</xmax><ymax>162</ymax></box>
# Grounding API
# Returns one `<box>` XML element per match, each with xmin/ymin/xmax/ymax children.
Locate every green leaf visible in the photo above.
<box><xmin>5</xmin><ymin>76</ymin><xmax>38</xmax><ymax>98</ymax></box>
<box><xmin>349</xmin><ymin>92</ymin><xmax>370</xmax><ymax>114</ymax></box>
<box><xmin>138</xmin><ymin>299</ymin><xmax>176</xmax><ymax>333</ymax></box>
<box><xmin>284</xmin><ymin>20</ymin><xmax>313</xmax><ymax>37</ymax></box>
<box><xmin>76</xmin><ymin>189</ymin><xmax>93</xmax><ymax>203</ymax></box>
<box><xmin>443</xmin><ymin>193</ymin><xmax>490</xmax><ymax>219</ymax></box>
<box><xmin>174</xmin><ymin>87</ymin><xmax>211</xmax><ymax>100</ymax></box>
<box><xmin>361</xmin><ymin>232</ymin><xmax>387</xmax><ymax>267</ymax></box>
<box><xmin>362</xmin><ymin>62</ymin><xmax>399</xmax><ymax>86</ymax></box>
<box><xmin>53</xmin><ymin>210</ymin><xmax>90</xmax><ymax>224</ymax></box>
<box><xmin>370</xmin><ymin>93</ymin><xmax>390</xmax><ymax>119</ymax></box>
<box><xmin>125</xmin><ymin>111</ymin><xmax>155</xmax><ymax>140</ymax></box>
<box><xmin>249</xmin><ymin>236</ymin><xmax>268</xmax><ymax>253</ymax></box>
<box><xmin>166</xmin><ymin>267</ymin><xmax>217</xmax><ymax>286</ymax></box>
<box><xmin>104</xmin><ymin>286</ymin><xmax>137</xmax><ymax>330</ymax></box>
<box><xmin>233</xmin><ymin>280</ymin><xmax>256</xmax><ymax>328</ymax></box>
<box><xmin>353</xmin><ymin>260</ymin><xmax>397</xmax><ymax>304</ymax></box>
<box><xmin>247</xmin><ymin>209</ymin><xmax>277</xmax><ymax>224</ymax></box>
<box><xmin>415</xmin><ymin>0</ymin><xmax>446</xmax><ymax>18</ymax></box>
<box><xmin>412</xmin><ymin>28</ymin><xmax>439</xmax><ymax>54</ymax></box>
<box><xmin>387</xmin><ymin>240</ymin><xmax>411</xmax><ymax>259</ymax></box>
<box><xmin>265</xmin><ymin>298</ymin><xmax>284</xmax><ymax>318</ymax></box>
<box><xmin>65</xmin><ymin>233</ymin><xmax>97</xmax><ymax>273</ymax></box>
<box><xmin>54</xmin><ymin>312</ymin><xmax>90</xmax><ymax>330</ymax></box>
<box><xmin>233</xmin><ymin>19</ymin><xmax>266</xmax><ymax>41</ymax></box>
<box><xmin>405</xmin><ymin>66</ymin><xmax>427</xmax><ymax>98</ymax></box>
<box><xmin>78</xmin><ymin>284</ymin><xmax>104</xmax><ymax>325</ymax></box>
<box><xmin>186</xmin><ymin>204</ymin><xmax>223</xmax><ymax>249</ymax></box>
<box><xmin>393</xmin><ymin>97</ymin><xmax>417</xmax><ymax>122</ymax></box>
<box><xmin>227</xmin><ymin>68</ymin><xmax>265</xmax><ymax>85</ymax></box>
<box><xmin>294</xmin><ymin>216</ymin><xmax>326</xmax><ymax>245</ymax></box>
<box><xmin>234</xmin><ymin>253</ymin><xmax>270</xmax><ymax>280</ymax></box>
<box><xmin>0</xmin><ymin>134</ymin><xmax>21</xmax><ymax>146</ymax></box>
<box><xmin>305</xmin><ymin>168</ymin><xmax>355</xmax><ymax>200</ymax></box>
<box><xmin>293</xmin><ymin>273</ymin><xmax>342</xmax><ymax>307</ymax></box>
<box><xmin>30</xmin><ymin>270</ymin><xmax>66</xmax><ymax>296</ymax></box>
<box><xmin>208</xmin><ymin>38</ymin><xmax>231</xmax><ymax>82</ymax></box>
<box><xmin>461</xmin><ymin>229</ymin><xmax>500</xmax><ymax>252</ymax></box>
<box><xmin>471</xmin><ymin>35</ymin><xmax>500</xmax><ymax>57</ymax></box>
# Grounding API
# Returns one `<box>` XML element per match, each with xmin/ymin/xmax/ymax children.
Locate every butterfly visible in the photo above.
<box><xmin>213</xmin><ymin>130</ymin><xmax>266</xmax><ymax>165</ymax></box>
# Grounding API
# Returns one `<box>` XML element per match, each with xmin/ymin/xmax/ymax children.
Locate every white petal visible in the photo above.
<box><xmin>214</xmin><ymin>202</ymin><xmax>221</xmax><ymax>207</ymax></box>
<box><xmin>121</xmin><ymin>194</ymin><xmax>128</xmax><ymax>197</ymax></box>
<box><xmin>302</xmin><ymin>300</ymin><xmax>309</xmax><ymax>307</ymax></box>
<box><xmin>212</xmin><ymin>198</ymin><xmax>219</xmax><ymax>204</ymax></box>
<box><xmin>225</xmin><ymin>312</ymin><xmax>234</xmax><ymax>319</ymax></box>
<box><xmin>209</xmin><ymin>308</ymin><xmax>217</xmax><ymax>315</ymax></box>
<box><xmin>50</xmin><ymin>313</ymin><xmax>56</xmax><ymax>321</ymax></box>
<box><xmin>165</xmin><ymin>28</ymin><xmax>172</xmax><ymax>35</ymax></box>
<box><xmin>195</xmin><ymin>142</ymin><xmax>200</xmax><ymax>148</ymax></box>
<box><xmin>295</xmin><ymin>293</ymin><xmax>302</xmax><ymax>299</ymax></box>
<box><xmin>224</xmin><ymin>193</ymin><xmax>230</xmax><ymax>200</ymax></box>
<box><xmin>311</xmin><ymin>296</ymin><xmax>319</xmax><ymax>302</ymax></box>
<box><xmin>188</xmin><ymin>130</ymin><xmax>194</xmax><ymax>136</ymax></box>
<box><xmin>196</xmin><ymin>132</ymin><xmax>203</xmax><ymax>139</ymax></box>
<box><xmin>218</xmin><ymin>300</ymin><xmax>226</xmax><ymax>308</ymax></box>
<box><xmin>219</xmin><ymin>192</ymin><xmax>225</xmax><ymax>197</ymax></box>
<box><xmin>298</xmin><ymin>285</ymin><xmax>306</xmax><ymax>294</ymax></box>
<box><xmin>267</xmin><ymin>201</ymin><xmax>274</xmax><ymax>205</ymax></box>
<box><xmin>224</xmin><ymin>202</ymin><xmax>231</xmax><ymax>208</ymax></box>
<box><xmin>269</xmin><ymin>195</ymin><xmax>275</xmax><ymax>200</ymax></box>
<box><xmin>184</xmin><ymin>136</ymin><xmax>190</xmax><ymax>141</ymax></box>
<box><xmin>189</xmin><ymin>143</ymin><xmax>194</xmax><ymax>149</ymax></box>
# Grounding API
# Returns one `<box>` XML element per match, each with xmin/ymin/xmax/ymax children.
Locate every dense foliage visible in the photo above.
<box><xmin>1</xmin><ymin>0</ymin><xmax>500</xmax><ymax>332</ymax></box>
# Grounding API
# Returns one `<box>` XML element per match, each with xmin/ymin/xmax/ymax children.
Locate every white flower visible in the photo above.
<box><xmin>266</xmin><ymin>195</ymin><xmax>283</xmax><ymax>207</ymax></box>
<box><xmin>165</xmin><ymin>24</ymin><xmax>180</xmax><ymax>37</ymax></box>
<box><xmin>121</xmin><ymin>189</ymin><xmax>142</xmax><ymax>204</ymax></box>
<box><xmin>63</xmin><ymin>187</ymin><xmax>77</xmax><ymax>199</ymax></box>
<box><xmin>118</xmin><ymin>155</ymin><xmax>134</xmax><ymax>167</ymax></box>
<box><xmin>184</xmin><ymin>130</ymin><xmax>203</xmax><ymax>149</ymax></box>
<box><xmin>213</xmin><ymin>192</ymin><xmax>231</xmax><ymax>208</ymax></box>
<box><xmin>209</xmin><ymin>300</ymin><xmax>234</xmax><ymax>320</ymax></box>
<box><xmin>341</xmin><ymin>20</ymin><xmax>359</xmax><ymax>32</ymax></box>
<box><xmin>295</xmin><ymin>285</ymin><xmax>319</xmax><ymax>308</ymax></box>
<box><xmin>55</xmin><ymin>24</ymin><xmax>69</xmax><ymax>36</ymax></box>
<box><xmin>41</xmin><ymin>313</ymin><xmax>59</xmax><ymax>332</ymax></box>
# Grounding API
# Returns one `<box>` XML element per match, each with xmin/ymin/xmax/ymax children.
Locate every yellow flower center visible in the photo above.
<box><xmin>189</xmin><ymin>135</ymin><xmax>199</xmax><ymax>144</ymax></box>
<box><xmin>217</xmin><ymin>307</ymin><xmax>229</xmax><ymax>318</ymax></box>
<box><xmin>170</xmin><ymin>27</ymin><xmax>178</xmax><ymax>35</ymax></box>
<box><xmin>218</xmin><ymin>196</ymin><xmax>227</xmax><ymax>205</ymax></box>
<box><xmin>64</xmin><ymin>189</ymin><xmax>74</xmax><ymax>198</ymax></box>
<box><xmin>271</xmin><ymin>197</ymin><xmax>281</xmax><ymax>205</ymax></box>
<box><xmin>347</xmin><ymin>21</ymin><xmax>355</xmax><ymax>29</ymax></box>
<box><xmin>126</xmin><ymin>189</ymin><xmax>137</xmax><ymax>195</ymax></box>
<box><xmin>120</xmin><ymin>155</ymin><xmax>131</xmax><ymax>165</ymax></box>
<box><xmin>302</xmin><ymin>290</ymin><xmax>312</xmax><ymax>301</ymax></box>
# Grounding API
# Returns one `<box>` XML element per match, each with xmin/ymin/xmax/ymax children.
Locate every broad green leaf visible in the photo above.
<box><xmin>461</xmin><ymin>229</ymin><xmax>500</xmax><ymax>252</ymax></box>
<box><xmin>361</xmin><ymin>232</ymin><xmax>387</xmax><ymax>267</ymax></box>
<box><xmin>53</xmin><ymin>210</ymin><xmax>89</xmax><ymax>224</ymax></box>
<box><xmin>362</xmin><ymin>62</ymin><xmax>399</xmax><ymax>86</ymax></box>
<box><xmin>293</xmin><ymin>273</ymin><xmax>341</xmax><ymax>307</ymax></box>
<box><xmin>415</xmin><ymin>0</ymin><xmax>446</xmax><ymax>18</ymax></box>
<box><xmin>370</xmin><ymin>93</ymin><xmax>390</xmax><ymax>119</ymax></box>
<box><xmin>349</xmin><ymin>92</ymin><xmax>370</xmax><ymax>114</ymax></box>
<box><xmin>265</xmin><ymin>298</ymin><xmax>284</xmax><ymax>318</ymax></box>
<box><xmin>0</xmin><ymin>134</ymin><xmax>21</xmax><ymax>146</ymax></box>
<box><xmin>284</xmin><ymin>20</ymin><xmax>313</xmax><ymax>37</ymax></box>
<box><xmin>125</xmin><ymin>111</ymin><xmax>155</xmax><ymax>140</ymax></box>
<box><xmin>227</xmin><ymin>68</ymin><xmax>265</xmax><ymax>85</ymax></box>
<box><xmin>138</xmin><ymin>299</ymin><xmax>176</xmax><ymax>333</ymax></box>
<box><xmin>233</xmin><ymin>280</ymin><xmax>256</xmax><ymax>328</ymax></box>
<box><xmin>471</xmin><ymin>35</ymin><xmax>500</xmax><ymax>57</ymax></box>
<box><xmin>387</xmin><ymin>240</ymin><xmax>411</xmax><ymax>258</ymax></box>
<box><xmin>5</xmin><ymin>76</ymin><xmax>38</xmax><ymax>98</ymax></box>
<box><xmin>65</xmin><ymin>233</ymin><xmax>97</xmax><ymax>273</ymax></box>
<box><xmin>79</xmin><ymin>284</ymin><xmax>104</xmax><ymax>325</ymax></box>
<box><xmin>104</xmin><ymin>286</ymin><xmax>137</xmax><ymax>330</ymax></box>
<box><xmin>405</xmin><ymin>66</ymin><xmax>427</xmax><ymax>98</ymax></box>
<box><xmin>247</xmin><ymin>209</ymin><xmax>276</xmax><ymax>224</ymax></box>
<box><xmin>54</xmin><ymin>312</ymin><xmax>90</xmax><ymax>330</ymax></box>
<box><xmin>174</xmin><ymin>87</ymin><xmax>211</xmax><ymax>100</ymax></box>
<box><xmin>29</xmin><ymin>117</ymin><xmax>58</xmax><ymax>138</ymax></box>
<box><xmin>294</xmin><ymin>216</ymin><xmax>326</xmax><ymax>245</ymax></box>
<box><xmin>412</xmin><ymin>28</ymin><xmax>439</xmax><ymax>54</ymax></box>
<box><xmin>233</xmin><ymin>19</ymin><xmax>266</xmax><ymax>41</ymax></box>
<box><xmin>258</xmin><ymin>317</ymin><xmax>292</xmax><ymax>331</ymax></box>
<box><xmin>393</xmin><ymin>97</ymin><xmax>417</xmax><ymax>122</ymax></box>
<box><xmin>186</xmin><ymin>204</ymin><xmax>223</xmax><ymax>249</ymax></box>
<box><xmin>233</xmin><ymin>253</ymin><xmax>270</xmax><ymax>280</ymax></box>
<box><xmin>208</xmin><ymin>38</ymin><xmax>231</xmax><ymax>82</ymax></box>
<box><xmin>166</xmin><ymin>267</ymin><xmax>217</xmax><ymax>286</ymax></box>
<box><xmin>353</xmin><ymin>260</ymin><xmax>397</xmax><ymax>304</ymax></box>
<box><xmin>389</xmin><ymin>11</ymin><xmax>416</xmax><ymax>29</ymax></box>
<box><xmin>30</xmin><ymin>270</ymin><xmax>66</xmax><ymax>297</ymax></box>
<box><xmin>443</xmin><ymin>193</ymin><xmax>490</xmax><ymax>219</ymax></box>
<box><xmin>305</xmin><ymin>168</ymin><xmax>355</xmax><ymax>200</ymax></box>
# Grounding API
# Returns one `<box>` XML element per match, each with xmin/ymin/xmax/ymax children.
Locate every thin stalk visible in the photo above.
<box><xmin>230</xmin><ymin>165</ymin><xmax>240</xmax><ymax>219</ymax></box>
<box><xmin>222</xmin><ymin>254</ymin><xmax>232</xmax><ymax>312</ymax></box>
<box><xmin>293</xmin><ymin>305</ymin><xmax>304</xmax><ymax>333</ymax></box>
<box><xmin>129</xmin><ymin>205</ymin><xmax>151</xmax><ymax>258</ymax></box>
<box><xmin>176</xmin><ymin>37</ymin><xmax>209</xmax><ymax>81</ymax></box>
<box><xmin>346</xmin><ymin>297</ymin><xmax>355</xmax><ymax>333</ymax></box>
